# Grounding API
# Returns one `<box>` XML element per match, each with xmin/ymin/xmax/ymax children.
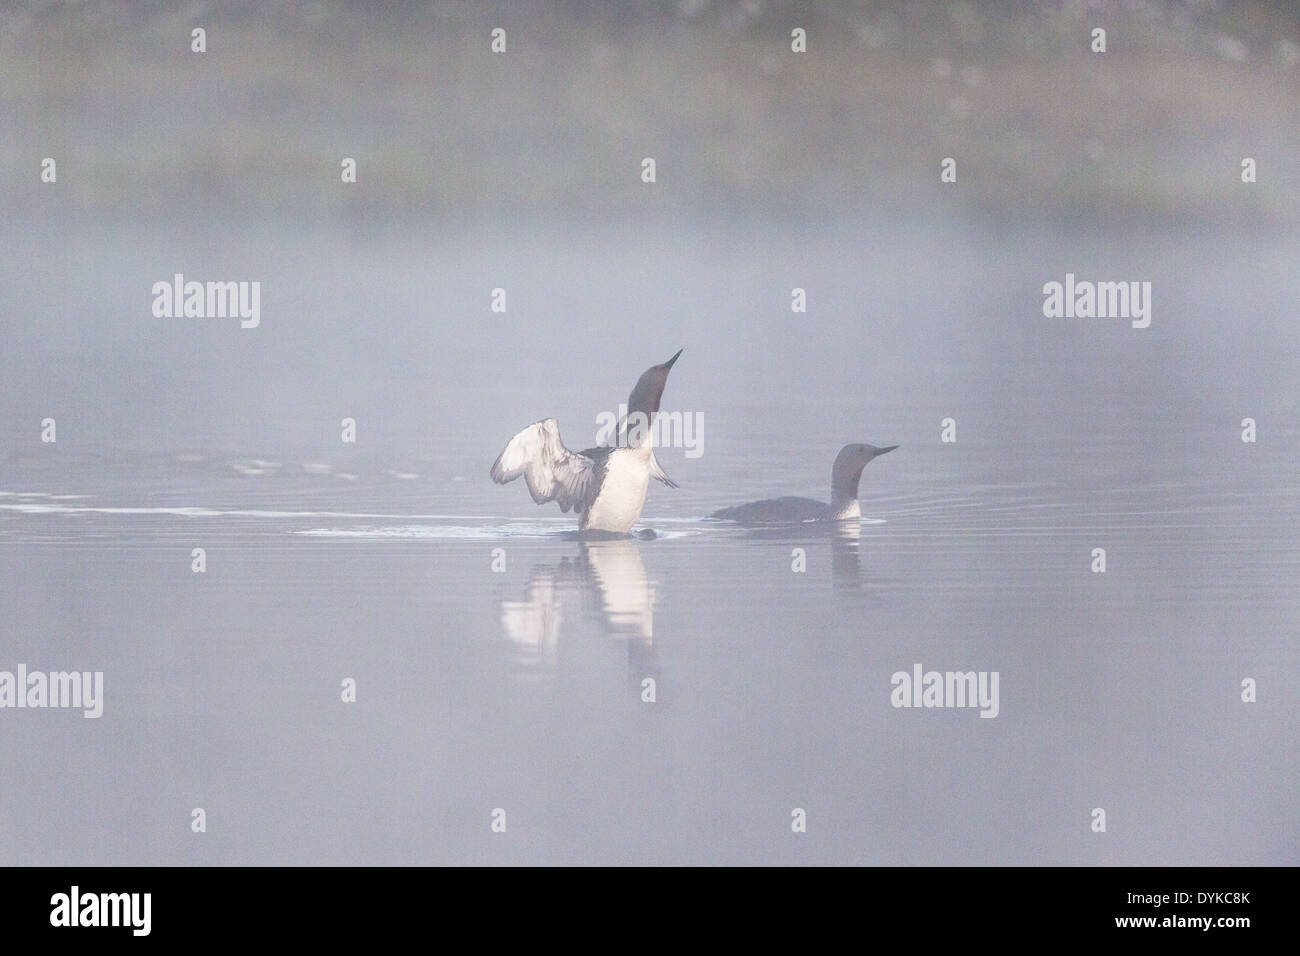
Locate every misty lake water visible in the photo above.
<box><xmin>1</xmin><ymin>221</ymin><xmax>1296</xmax><ymax>864</ymax></box>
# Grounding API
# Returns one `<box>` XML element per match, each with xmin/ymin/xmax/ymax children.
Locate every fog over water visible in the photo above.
<box><xmin>1</xmin><ymin>1</ymin><xmax>1297</xmax><ymax>864</ymax></box>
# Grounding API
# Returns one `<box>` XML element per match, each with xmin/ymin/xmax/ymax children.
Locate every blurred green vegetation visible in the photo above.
<box><xmin>2</xmin><ymin>0</ymin><xmax>1297</xmax><ymax>227</ymax></box>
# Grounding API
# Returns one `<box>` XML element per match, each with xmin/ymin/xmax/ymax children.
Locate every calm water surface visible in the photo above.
<box><xmin>1</xmin><ymin>225</ymin><xmax>1296</xmax><ymax>864</ymax></box>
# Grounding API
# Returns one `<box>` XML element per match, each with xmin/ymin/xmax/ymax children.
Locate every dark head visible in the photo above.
<box><xmin>831</xmin><ymin>442</ymin><xmax>897</xmax><ymax>502</ymax></box>
<box><xmin>623</xmin><ymin>349</ymin><xmax>683</xmax><ymax>445</ymax></box>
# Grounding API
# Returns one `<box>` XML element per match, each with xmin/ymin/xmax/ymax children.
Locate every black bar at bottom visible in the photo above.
<box><xmin>1</xmin><ymin>865</ymin><xmax>1281</xmax><ymax>942</ymax></box>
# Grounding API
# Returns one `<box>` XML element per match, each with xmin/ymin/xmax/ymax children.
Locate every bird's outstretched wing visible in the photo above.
<box><xmin>648</xmin><ymin>450</ymin><xmax>678</xmax><ymax>488</ymax></box>
<box><xmin>490</xmin><ymin>418</ymin><xmax>597</xmax><ymax>513</ymax></box>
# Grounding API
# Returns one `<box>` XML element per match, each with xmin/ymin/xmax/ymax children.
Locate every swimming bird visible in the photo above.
<box><xmin>709</xmin><ymin>442</ymin><xmax>897</xmax><ymax>524</ymax></box>
<box><xmin>490</xmin><ymin>350</ymin><xmax>683</xmax><ymax>534</ymax></box>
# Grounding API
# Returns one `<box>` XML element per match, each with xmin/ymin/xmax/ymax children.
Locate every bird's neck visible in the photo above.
<box><xmin>830</xmin><ymin>464</ymin><xmax>864</xmax><ymax>510</ymax></box>
<box><xmin>617</xmin><ymin>409</ymin><xmax>656</xmax><ymax>451</ymax></box>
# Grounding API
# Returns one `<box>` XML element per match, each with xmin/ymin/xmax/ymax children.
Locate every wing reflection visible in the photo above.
<box><xmin>500</xmin><ymin>539</ymin><xmax>657</xmax><ymax>673</ymax></box>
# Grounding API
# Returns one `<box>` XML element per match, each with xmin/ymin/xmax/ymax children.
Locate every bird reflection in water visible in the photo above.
<box><xmin>829</xmin><ymin>520</ymin><xmax>864</xmax><ymax>589</ymax></box>
<box><xmin>721</xmin><ymin>520</ymin><xmax>867</xmax><ymax>590</ymax></box>
<box><xmin>500</xmin><ymin>538</ymin><xmax>658</xmax><ymax>680</ymax></box>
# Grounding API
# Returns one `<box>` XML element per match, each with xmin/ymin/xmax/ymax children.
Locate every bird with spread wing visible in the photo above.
<box><xmin>490</xmin><ymin>350</ymin><xmax>683</xmax><ymax>534</ymax></box>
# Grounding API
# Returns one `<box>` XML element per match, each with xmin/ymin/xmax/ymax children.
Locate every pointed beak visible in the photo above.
<box><xmin>663</xmin><ymin>348</ymin><xmax>683</xmax><ymax>370</ymax></box>
<box><xmin>874</xmin><ymin>444</ymin><xmax>898</xmax><ymax>456</ymax></box>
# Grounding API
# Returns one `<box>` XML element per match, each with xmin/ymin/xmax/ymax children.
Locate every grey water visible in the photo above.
<box><xmin>1</xmin><ymin>221</ymin><xmax>1296</xmax><ymax>865</ymax></box>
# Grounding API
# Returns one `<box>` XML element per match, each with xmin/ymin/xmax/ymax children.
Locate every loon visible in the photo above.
<box><xmin>710</xmin><ymin>442</ymin><xmax>897</xmax><ymax>524</ymax></box>
<box><xmin>490</xmin><ymin>350</ymin><xmax>682</xmax><ymax>534</ymax></box>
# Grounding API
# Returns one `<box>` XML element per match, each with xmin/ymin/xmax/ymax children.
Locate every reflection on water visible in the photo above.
<box><xmin>829</xmin><ymin>523</ymin><xmax>862</xmax><ymax>587</ymax></box>
<box><xmin>720</xmin><ymin>520</ymin><xmax>870</xmax><ymax>590</ymax></box>
<box><xmin>502</xmin><ymin>539</ymin><xmax>658</xmax><ymax>678</ymax></box>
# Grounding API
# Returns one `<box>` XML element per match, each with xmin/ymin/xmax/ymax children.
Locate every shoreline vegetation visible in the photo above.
<box><xmin>3</xmin><ymin>0</ymin><xmax>1297</xmax><ymax>227</ymax></box>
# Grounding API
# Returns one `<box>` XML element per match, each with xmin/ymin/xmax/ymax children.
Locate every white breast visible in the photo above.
<box><xmin>582</xmin><ymin>448</ymin><xmax>651</xmax><ymax>533</ymax></box>
<box><xmin>828</xmin><ymin>498</ymin><xmax>861</xmax><ymax>521</ymax></box>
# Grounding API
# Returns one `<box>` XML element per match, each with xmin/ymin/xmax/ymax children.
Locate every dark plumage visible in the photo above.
<box><xmin>709</xmin><ymin>443</ymin><xmax>897</xmax><ymax>525</ymax></box>
<box><xmin>710</xmin><ymin>495</ymin><xmax>828</xmax><ymax>523</ymax></box>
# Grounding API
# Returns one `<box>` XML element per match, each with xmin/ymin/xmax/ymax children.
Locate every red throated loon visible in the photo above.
<box><xmin>490</xmin><ymin>350</ymin><xmax>683</xmax><ymax>534</ymax></box>
<box><xmin>710</xmin><ymin>442</ymin><xmax>897</xmax><ymax>524</ymax></box>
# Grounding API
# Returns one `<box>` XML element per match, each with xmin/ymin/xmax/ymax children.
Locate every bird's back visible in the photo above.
<box><xmin>709</xmin><ymin>496</ymin><xmax>828</xmax><ymax>524</ymax></box>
